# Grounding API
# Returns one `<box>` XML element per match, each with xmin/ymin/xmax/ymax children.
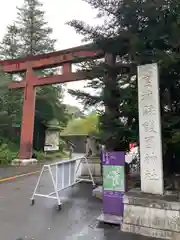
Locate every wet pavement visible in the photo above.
<box><xmin>0</xmin><ymin>168</ymin><xmax>161</xmax><ymax>240</ymax></box>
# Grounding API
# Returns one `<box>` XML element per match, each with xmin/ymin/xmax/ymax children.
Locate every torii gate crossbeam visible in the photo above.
<box><xmin>0</xmin><ymin>44</ymin><xmax>103</xmax><ymax>160</ymax></box>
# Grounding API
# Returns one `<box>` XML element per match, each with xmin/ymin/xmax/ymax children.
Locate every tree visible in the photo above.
<box><xmin>68</xmin><ymin>0</ymin><xmax>180</xmax><ymax>175</ymax></box>
<box><xmin>0</xmin><ymin>24</ymin><xmax>21</xmax><ymax>59</ymax></box>
<box><xmin>0</xmin><ymin>24</ymin><xmax>23</xmax><ymax>144</ymax></box>
<box><xmin>16</xmin><ymin>0</ymin><xmax>56</xmax><ymax>56</ymax></box>
<box><xmin>61</xmin><ymin>113</ymin><xmax>99</xmax><ymax>136</ymax></box>
<box><xmin>67</xmin><ymin>3</ymin><xmax>137</xmax><ymax>151</ymax></box>
<box><xmin>0</xmin><ymin>0</ymin><xmax>68</xmax><ymax>148</ymax></box>
<box><xmin>65</xmin><ymin>105</ymin><xmax>84</xmax><ymax>119</ymax></box>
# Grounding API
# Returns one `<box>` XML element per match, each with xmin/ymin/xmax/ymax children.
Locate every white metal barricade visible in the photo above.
<box><xmin>31</xmin><ymin>155</ymin><xmax>95</xmax><ymax>210</ymax></box>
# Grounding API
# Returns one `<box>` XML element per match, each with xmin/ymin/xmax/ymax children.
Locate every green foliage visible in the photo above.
<box><xmin>67</xmin><ymin>60</ymin><xmax>104</xmax><ymax>110</ymax></box>
<box><xmin>61</xmin><ymin>113</ymin><xmax>99</xmax><ymax>136</ymax></box>
<box><xmin>16</xmin><ymin>0</ymin><xmax>56</xmax><ymax>56</ymax></box>
<box><xmin>35</xmin><ymin>85</ymin><xmax>68</xmax><ymax>126</ymax></box>
<box><xmin>0</xmin><ymin>71</ymin><xmax>23</xmax><ymax>142</ymax></box>
<box><xmin>0</xmin><ymin>24</ymin><xmax>20</xmax><ymax>59</ymax></box>
<box><xmin>0</xmin><ymin>144</ymin><xmax>18</xmax><ymax>164</ymax></box>
<box><xmin>67</xmin><ymin>6</ymin><xmax>137</xmax><ymax>151</ymax></box>
<box><xmin>68</xmin><ymin>0</ymin><xmax>180</xmax><ymax>172</ymax></box>
<box><xmin>58</xmin><ymin>138</ymin><xmax>66</xmax><ymax>152</ymax></box>
<box><xmin>65</xmin><ymin>105</ymin><xmax>84</xmax><ymax>119</ymax></box>
<box><xmin>0</xmin><ymin>0</ymin><xmax>69</xmax><ymax>150</ymax></box>
<box><xmin>35</xmin><ymin>150</ymin><xmax>66</xmax><ymax>161</ymax></box>
<box><xmin>0</xmin><ymin>138</ymin><xmax>19</xmax><ymax>164</ymax></box>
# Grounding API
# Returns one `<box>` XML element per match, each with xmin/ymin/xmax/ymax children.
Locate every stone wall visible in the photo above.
<box><xmin>121</xmin><ymin>189</ymin><xmax>180</xmax><ymax>239</ymax></box>
<box><xmin>61</xmin><ymin>135</ymin><xmax>86</xmax><ymax>153</ymax></box>
<box><xmin>80</xmin><ymin>156</ymin><xmax>102</xmax><ymax>184</ymax></box>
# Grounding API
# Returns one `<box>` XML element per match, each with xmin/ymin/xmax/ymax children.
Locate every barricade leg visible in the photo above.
<box><xmin>84</xmin><ymin>157</ymin><xmax>96</xmax><ymax>187</ymax></box>
<box><xmin>70</xmin><ymin>159</ymin><xmax>81</xmax><ymax>188</ymax></box>
<box><xmin>75</xmin><ymin>159</ymin><xmax>81</xmax><ymax>176</ymax></box>
<box><xmin>75</xmin><ymin>157</ymin><xmax>96</xmax><ymax>187</ymax></box>
<box><xmin>48</xmin><ymin>165</ymin><xmax>62</xmax><ymax>210</ymax></box>
<box><xmin>55</xmin><ymin>165</ymin><xmax>58</xmax><ymax>189</ymax></box>
<box><xmin>30</xmin><ymin>165</ymin><xmax>62</xmax><ymax>210</ymax></box>
<box><xmin>31</xmin><ymin>166</ymin><xmax>46</xmax><ymax>205</ymax></box>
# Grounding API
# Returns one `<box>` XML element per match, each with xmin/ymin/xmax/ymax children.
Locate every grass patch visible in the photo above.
<box><xmin>0</xmin><ymin>143</ymin><xmax>18</xmax><ymax>165</ymax></box>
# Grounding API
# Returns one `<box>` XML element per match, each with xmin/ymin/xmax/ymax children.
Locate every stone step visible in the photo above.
<box><xmin>121</xmin><ymin>189</ymin><xmax>180</xmax><ymax>239</ymax></box>
<box><xmin>124</xmin><ymin>188</ymin><xmax>180</xmax><ymax>211</ymax></box>
<box><xmin>122</xmin><ymin>204</ymin><xmax>180</xmax><ymax>232</ymax></box>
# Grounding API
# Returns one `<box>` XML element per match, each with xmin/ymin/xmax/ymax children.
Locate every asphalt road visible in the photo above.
<box><xmin>0</xmin><ymin>167</ymin><xmax>161</xmax><ymax>240</ymax></box>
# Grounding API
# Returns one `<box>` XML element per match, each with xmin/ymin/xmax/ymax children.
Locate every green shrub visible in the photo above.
<box><xmin>0</xmin><ymin>143</ymin><xmax>18</xmax><ymax>164</ymax></box>
<box><xmin>35</xmin><ymin>150</ymin><xmax>67</xmax><ymax>162</ymax></box>
<box><xmin>59</xmin><ymin>138</ymin><xmax>66</xmax><ymax>152</ymax></box>
<box><xmin>34</xmin><ymin>151</ymin><xmax>47</xmax><ymax>161</ymax></box>
<box><xmin>0</xmin><ymin>139</ymin><xmax>67</xmax><ymax>165</ymax></box>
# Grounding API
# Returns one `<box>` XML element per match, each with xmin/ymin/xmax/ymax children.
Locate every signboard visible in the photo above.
<box><xmin>138</xmin><ymin>63</ymin><xmax>163</xmax><ymax>195</ymax></box>
<box><xmin>101</xmin><ymin>151</ymin><xmax>125</xmax><ymax>222</ymax></box>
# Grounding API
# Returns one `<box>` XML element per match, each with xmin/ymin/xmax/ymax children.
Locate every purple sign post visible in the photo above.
<box><xmin>97</xmin><ymin>151</ymin><xmax>125</xmax><ymax>225</ymax></box>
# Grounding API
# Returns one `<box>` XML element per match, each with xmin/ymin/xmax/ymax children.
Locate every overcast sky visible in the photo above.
<box><xmin>0</xmin><ymin>0</ymin><xmax>101</xmax><ymax>109</ymax></box>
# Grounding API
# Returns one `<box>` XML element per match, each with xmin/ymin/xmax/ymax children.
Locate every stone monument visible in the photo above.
<box><xmin>138</xmin><ymin>63</ymin><xmax>164</xmax><ymax>195</ymax></box>
<box><xmin>121</xmin><ymin>64</ymin><xmax>180</xmax><ymax>239</ymax></box>
<box><xmin>44</xmin><ymin>119</ymin><xmax>61</xmax><ymax>152</ymax></box>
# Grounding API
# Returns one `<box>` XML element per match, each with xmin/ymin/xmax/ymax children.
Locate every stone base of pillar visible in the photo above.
<box><xmin>97</xmin><ymin>213</ymin><xmax>122</xmax><ymax>225</ymax></box>
<box><xmin>121</xmin><ymin>188</ymin><xmax>180</xmax><ymax>240</ymax></box>
<box><xmin>11</xmin><ymin>158</ymin><xmax>38</xmax><ymax>166</ymax></box>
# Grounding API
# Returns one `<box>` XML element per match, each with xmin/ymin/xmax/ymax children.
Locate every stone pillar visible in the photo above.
<box><xmin>138</xmin><ymin>63</ymin><xmax>164</xmax><ymax>195</ymax></box>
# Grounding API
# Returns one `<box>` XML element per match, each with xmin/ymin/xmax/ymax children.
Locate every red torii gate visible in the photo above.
<box><xmin>0</xmin><ymin>44</ymin><xmax>103</xmax><ymax>160</ymax></box>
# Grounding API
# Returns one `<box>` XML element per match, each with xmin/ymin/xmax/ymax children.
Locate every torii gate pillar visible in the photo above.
<box><xmin>19</xmin><ymin>69</ymin><xmax>36</xmax><ymax>160</ymax></box>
